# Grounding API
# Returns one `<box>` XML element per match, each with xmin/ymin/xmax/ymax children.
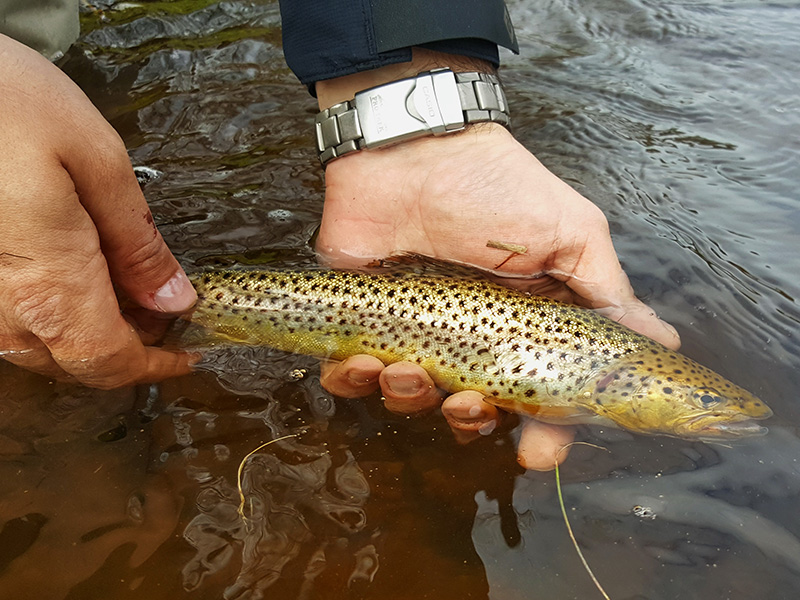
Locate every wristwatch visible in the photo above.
<box><xmin>314</xmin><ymin>68</ymin><xmax>510</xmax><ymax>166</ymax></box>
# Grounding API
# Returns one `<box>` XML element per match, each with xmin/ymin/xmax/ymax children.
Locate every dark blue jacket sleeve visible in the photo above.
<box><xmin>279</xmin><ymin>0</ymin><xmax>518</xmax><ymax>89</ymax></box>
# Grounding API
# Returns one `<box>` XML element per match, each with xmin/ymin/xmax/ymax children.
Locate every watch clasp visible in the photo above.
<box><xmin>354</xmin><ymin>69</ymin><xmax>465</xmax><ymax>148</ymax></box>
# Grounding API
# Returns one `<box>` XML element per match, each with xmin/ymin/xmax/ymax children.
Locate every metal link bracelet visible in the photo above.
<box><xmin>314</xmin><ymin>69</ymin><xmax>510</xmax><ymax>166</ymax></box>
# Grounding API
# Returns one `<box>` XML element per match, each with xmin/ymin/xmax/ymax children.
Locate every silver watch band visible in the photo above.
<box><xmin>314</xmin><ymin>69</ymin><xmax>510</xmax><ymax>166</ymax></box>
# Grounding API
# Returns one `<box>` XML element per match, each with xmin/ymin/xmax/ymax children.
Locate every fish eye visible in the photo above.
<box><xmin>691</xmin><ymin>388</ymin><xmax>726</xmax><ymax>409</ymax></box>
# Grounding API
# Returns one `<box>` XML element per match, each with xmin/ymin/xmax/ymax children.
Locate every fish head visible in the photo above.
<box><xmin>586</xmin><ymin>348</ymin><xmax>772</xmax><ymax>440</ymax></box>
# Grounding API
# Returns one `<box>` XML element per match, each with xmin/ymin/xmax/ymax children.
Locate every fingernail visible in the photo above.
<box><xmin>346</xmin><ymin>368</ymin><xmax>374</xmax><ymax>387</ymax></box>
<box><xmin>478</xmin><ymin>420</ymin><xmax>498</xmax><ymax>436</ymax></box>
<box><xmin>153</xmin><ymin>271</ymin><xmax>197</xmax><ymax>313</ymax></box>
<box><xmin>385</xmin><ymin>375</ymin><xmax>423</xmax><ymax>397</ymax></box>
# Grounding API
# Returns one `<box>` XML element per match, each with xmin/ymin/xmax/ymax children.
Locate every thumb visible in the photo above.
<box><xmin>12</xmin><ymin>42</ymin><xmax>198</xmax><ymax>315</ymax></box>
<box><xmin>61</xmin><ymin>128</ymin><xmax>196</xmax><ymax>313</ymax></box>
<box><xmin>559</xmin><ymin>225</ymin><xmax>681</xmax><ymax>350</ymax></box>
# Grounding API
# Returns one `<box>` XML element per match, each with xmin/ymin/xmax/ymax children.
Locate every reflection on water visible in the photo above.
<box><xmin>477</xmin><ymin>429</ymin><xmax>800</xmax><ymax>599</ymax></box>
<box><xmin>1</xmin><ymin>0</ymin><xmax>799</xmax><ymax>598</ymax></box>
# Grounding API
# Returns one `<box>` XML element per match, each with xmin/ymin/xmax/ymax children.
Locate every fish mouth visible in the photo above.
<box><xmin>681</xmin><ymin>414</ymin><xmax>770</xmax><ymax>440</ymax></box>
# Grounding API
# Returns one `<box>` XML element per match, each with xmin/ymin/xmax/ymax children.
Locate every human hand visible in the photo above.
<box><xmin>311</xmin><ymin>50</ymin><xmax>680</xmax><ymax>470</ymax></box>
<box><xmin>316</xmin><ymin>124</ymin><xmax>680</xmax><ymax>469</ymax></box>
<box><xmin>320</xmin><ymin>355</ymin><xmax>577</xmax><ymax>471</ymax></box>
<box><xmin>0</xmin><ymin>34</ymin><xmax>196</xmax><ymax>388</ymax></box>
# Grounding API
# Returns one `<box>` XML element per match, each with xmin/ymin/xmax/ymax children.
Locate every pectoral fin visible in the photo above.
<box><xmin>161</xmin><ymin>318</ymin><xmax>247</xmax><ymax>350</ymax></box>
<box><xmin>486</xmin><ymin>396</ymin><xmax>616</xmax><ymax>427</ymax></box>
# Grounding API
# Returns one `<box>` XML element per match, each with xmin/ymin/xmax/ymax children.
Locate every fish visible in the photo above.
<box><xmin>174</xmin><ymin>261</ymin><xmax>772</xmax><ymax>440</ymax></box>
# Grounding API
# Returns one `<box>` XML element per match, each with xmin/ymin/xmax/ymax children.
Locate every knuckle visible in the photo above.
<box><xmin>584</xmin><ymin>202</ymin><xmax>610</xmax><ymax>230</ymax></box>
<box><xmin>9</xmin><ymin>284</ymin><xmax>74</xmax><ymax>348</ymax></box>
<box><xmin>61</xmin><ymin>342</ymin><xmax>141</xmax><ymax>390</ymax></box>
<box><xmin>5</xmin><ymin>272</ymin><xmax>115</xmax><ymax>357</ymax></box>
<box><xmin>85</xmin><ymin>129</ymin><xmax>130</xmax><ymax>174</ymax></box>
<box><xmin>75</xmin><ymin>127</ymin><xmax>139</xmax><ymax>193</ymax></box>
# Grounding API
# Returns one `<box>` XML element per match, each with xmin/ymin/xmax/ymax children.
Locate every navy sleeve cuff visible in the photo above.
<box><xmin>279</xmin><ymin>0</ymin><xmax>518</xmax><ymax>89</ymax></box>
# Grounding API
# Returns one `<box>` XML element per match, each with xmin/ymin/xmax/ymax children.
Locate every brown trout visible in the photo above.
<box><xmin>179</xmin><ymin>265</ymin><xmax>772</xmax><ymax>440</ymax></box>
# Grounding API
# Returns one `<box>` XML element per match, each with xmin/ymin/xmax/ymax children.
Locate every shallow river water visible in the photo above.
<box><xmin>1</xmin><ymin>1</ymin><xmax>799</xmax><ymax>598</ymax></box>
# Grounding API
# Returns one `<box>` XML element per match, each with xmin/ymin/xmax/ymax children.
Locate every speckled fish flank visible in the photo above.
<box><xmin>182</xmin><ymin>267</ymin><xmax>772</xmax><ymax>440</ymax></box>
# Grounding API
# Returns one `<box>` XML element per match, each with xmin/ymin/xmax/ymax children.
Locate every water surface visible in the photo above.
<box><xmin>1</xmin><ymin>1</ymin><xmax>799</xmax><ymax>598</ymax></box>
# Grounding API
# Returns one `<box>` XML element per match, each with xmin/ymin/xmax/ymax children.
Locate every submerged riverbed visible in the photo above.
<box><xmin>1</xmin><ymin>1</ymin><xmax>799</xmax><ymax>598</ymax></box>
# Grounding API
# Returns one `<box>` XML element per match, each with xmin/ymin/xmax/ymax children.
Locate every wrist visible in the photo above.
<box><xmin>316</xmin><ymin>48</ymin><xmax>495</xmax><ymax>110</ymax></box>
<box><xmin>314</xmin><ymin>50</ymin><xmax>509</xmax><ymax>166</ymax></box>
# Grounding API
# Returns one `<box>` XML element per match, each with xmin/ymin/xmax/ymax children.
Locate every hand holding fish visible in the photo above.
<box><xmin>321</xmin><ymin>355</ymin><xmax>576</xmax><ymax>471</ymax></box>
<box><xmin>316</xmin><ymin>121</ymin><xmax>680</xmax><ymax>348</ymax></box>
<box><xmin>312</xmin><ymin>52</ymin><xmax>682</xmax><ymax>470</ymax></box>
<box><xmin>0</xmin><ymin>34</ymin><xmax>196</xmax><ymax>388</ymax></box>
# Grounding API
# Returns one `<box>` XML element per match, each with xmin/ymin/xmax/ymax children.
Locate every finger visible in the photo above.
<box><xmin>552</xmin><ymin>214</ymin><xmax>681</xmax><ymax>350</ymax></box>
<box><xmin>0</xmin><ymin>320</ymin><xmax>190</xmax><ymax>387</ymax></box>
<box><xmin>3</xmin><ymin>39</ymin><xmax>195</xmax><ymax>316</ymax></box>
<box><xmin>122</xmin><ymin>306</ymin><xmax>179</xmax><ymax>346</ymax></box>
<box><xmin>379</xmin><ymin>362</ymin><xmax>443</xmax><ymax>415</ymax></box>
<box><xmin>8</xmin><ymin>212</ymin><xmax>195</xmax><ymax>389</ymax></box>
<box><xmin>516</xmin><ymin>418</ymin><xmax>576</xmax><ymax>471</ymax></box>
<box><xmin>56</xmin><ymin>338</ymin><xmax>195</xmax><ymax>390</ymax></box>
<box><xmin>0</xmin><ymin>259</ymin><xmax>73</xmax><ymax>382</ymax></box>
<box><xmin>0</xmin><ymin>39</ymin><xmax>193</xmax><ymax>388</ymax></box>
<box><xmin>40</xmin><ymin>299</ymin><xmax>196</xmax><ymax>389</ymax></box>
<box><xmin>441</xmin><ymin>391</ymin><xmax>503</xmax><ymax>444</ymax></box>
<box><xmin>319</xmin><ymin>355</ymin><xmax>384</xmax><ymax>397</ymax></box>
<box><xmin>493</xmin><ymin>274</ymin><xmax>576</xmax><ymax>304</ymax></box>
<box><xmin>596</xmin><ymin>302</ymin><xmax>681</xmax><ymax>350</ymax></box>
<box><xmin>57</xmin><ymin>89</ymin><xmax>195</xmax><ymax>314</ymax></box>
<box><xmin>493</xmin><ymin>267</ymin><xmax>680</xmax><ymax>350</ymax></box>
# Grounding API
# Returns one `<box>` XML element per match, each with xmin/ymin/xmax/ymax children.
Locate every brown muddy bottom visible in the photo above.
<box><xmin>2</xmin><ymin>1</ymin><xmax>800</xmax><ymax>599</ymax></box>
